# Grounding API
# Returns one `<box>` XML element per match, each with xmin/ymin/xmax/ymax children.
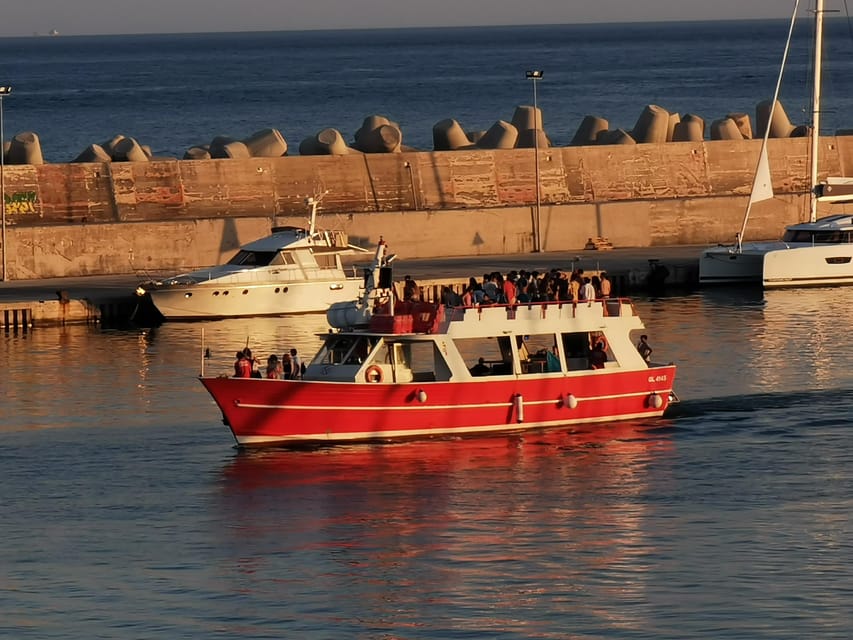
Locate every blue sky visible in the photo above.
<box><xmin>1</xmin><ymin>0</ymin><xmax>800</xmax><ymax>37</ymax></box>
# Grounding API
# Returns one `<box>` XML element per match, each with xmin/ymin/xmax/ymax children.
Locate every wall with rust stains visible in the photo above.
<box><xmin>1</xmin><ymin>136</ymin><xmax>851</xmax><ymax>279</ymax></box>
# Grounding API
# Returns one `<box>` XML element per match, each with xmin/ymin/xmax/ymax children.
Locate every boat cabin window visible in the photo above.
<box><xmin>455</xmin><ymin>336</ymin><xmax>515</xmax><ymax>376</ymax></box>
<box><xmin>517</xmin><ymin>333</ymin><xmax>562</xmax><ymax>374</ymax></box>
<box><xmin>272</xmin><ymin>251</ymin><xmax>297</xmax><ymax>266</ymax></box>
<box><xmin>561</xmin><ymin>331</ymin><xmax>612</xmax><ymax>371</ymax></box>
<box><xmin>391</xmin><ymin>341</ymin><xmax>451</xmax><ymax>382</ymax></box>
<box><xmin>312</xmin><ymin>335</ymin><xmax>380</xmax><ymax>366</ymax></box>
<box><xmin>315</xmin><ymin>253</ymin><xmax>338</xmax><ymax>269</ymax></box>
<box><xmin>227</xmin><ymin>250</ymin><xmax>279</xmax><ymax>267</ymax></box>
<box><xmin>782</xmin><ymin>229</ymin><xmax>852</xmax><ymax>244</ymax></box>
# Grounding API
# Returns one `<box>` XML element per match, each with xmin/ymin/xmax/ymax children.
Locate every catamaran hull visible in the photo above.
<box><xmin>763</xmin><ymin>245</ymin><xmax>853</xmax><ymax>288</ymax></box>
<box><xmin>698</xmin><ymin>247</ymin><xmax>765</xmax><ymax>285</ymax></box>
<box><xmin>147</xmin><ymin>279</ymin><xmax>363</xmax><ymax>319</ymax></box>
<box><xmin>200</xmin><ymin>366</ymin><xmax>677</xmax><ymax>446</ymax></box>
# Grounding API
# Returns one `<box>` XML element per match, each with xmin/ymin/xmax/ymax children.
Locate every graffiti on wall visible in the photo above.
<box><xmin>3</xmin><ymin>191</ymin><xmax>39</xmax><ymax>215</ymax></box>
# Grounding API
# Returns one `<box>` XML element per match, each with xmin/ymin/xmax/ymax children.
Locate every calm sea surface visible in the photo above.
<box><xmin>1</xmin><ymin>19</ymin><xmax>853</xmax><ymax>162</ymax></box>
<box><xmin>2</xmin><ymin>287</ymin><xmax>853</xmax><ymax>638</ymax></box>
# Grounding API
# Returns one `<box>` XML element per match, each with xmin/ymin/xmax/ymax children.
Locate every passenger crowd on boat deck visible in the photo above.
<box><xmin>233</xmin><ymin>347</ymin><xmax>304</xmax><ymax>379</ymax></box>
<box><xmin>444</xmin><ymin>268</ymin><xmax>612</xmax><ymax>306</ymax></box>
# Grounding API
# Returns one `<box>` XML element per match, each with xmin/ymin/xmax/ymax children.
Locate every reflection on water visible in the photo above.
<box><xmin>634</xmin><ymin>286</ymin><xmax>853</xmax><ymax>400</ymax></box>
<box><xmin>216</xmin><ymin>423</ymin><xmax>675</xmax><ymax>635</ymax></box>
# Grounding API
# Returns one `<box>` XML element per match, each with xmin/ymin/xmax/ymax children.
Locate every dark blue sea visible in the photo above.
<box><xmin>3</xmin><ymin>20</ymin><xmax>853</xmax><ymax>639</ymax></box>
<box><xmin>1</xmin><ymin>19</ymin><xmax>853</xmax><ymax>162</ymax></box>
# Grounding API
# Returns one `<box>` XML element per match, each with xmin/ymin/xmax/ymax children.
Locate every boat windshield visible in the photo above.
<box><xmin>226</xmin><ymin>250</ymin><xmax>280</xmax><ymax>267</ymax></box>
<box><xmin>312</xmin><ymin>335</ymin><xmax>380</xmax><ymax>366</ymax></box>
<box><xmin>782</xmin><ymin>229</ymin><xmax>852</xmax><ymax>243</ymax></box>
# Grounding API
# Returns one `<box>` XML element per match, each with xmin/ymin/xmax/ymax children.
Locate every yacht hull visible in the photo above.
<box><xmin>763</xmin><ymin>245</ymin><xmax>853</xmax><ymax>288</ymax></box>
<box><xmin>148</xmin><ymin>279</ymin><xmax>363</xmax><ymax>319</ymax></box>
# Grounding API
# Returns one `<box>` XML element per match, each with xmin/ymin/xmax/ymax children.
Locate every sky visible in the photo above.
<box><xmin>0</xmin><ymin>0</ymin><xmax>799</xmax><ymax>37</ymax></box>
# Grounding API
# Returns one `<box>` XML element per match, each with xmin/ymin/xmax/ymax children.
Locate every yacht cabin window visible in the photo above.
<box><xmin>227</xmin><ymin>250</ymin><xmax>279</xmax><ymax>267</ymax></box>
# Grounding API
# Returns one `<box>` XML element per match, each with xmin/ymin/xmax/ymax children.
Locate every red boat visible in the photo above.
<box><xmin>200</xmin><ymin>243</ymin><xmax>678</xmax><ymax>447</ymax></box>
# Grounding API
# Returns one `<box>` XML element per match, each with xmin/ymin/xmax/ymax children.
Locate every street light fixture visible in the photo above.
<box><xmin>525</xmin><ymin>70</ymin><xmax>543</xmax><ymax>252</ymax></box>
<box><xmin>0</xmin><ymin>85</ymin><xmax>11</xmax><ymax>281</ymax></box>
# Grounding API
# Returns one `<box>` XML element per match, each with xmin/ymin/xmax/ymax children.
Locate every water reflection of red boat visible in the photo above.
<box><xmin>201</xmin><ymin>242</ymin><xmax>678</xmax><ymax>447</ymax></box>
<box><xmin>219</xmin><ymin>421</ymin><xmax>674</xmax><ymax>494</ymax></box>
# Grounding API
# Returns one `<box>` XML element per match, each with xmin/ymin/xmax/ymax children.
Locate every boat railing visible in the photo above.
<box><xmin>444</xmin><ymin>297</ymin><xmax>633</xmax><ymax>322</ymax></box>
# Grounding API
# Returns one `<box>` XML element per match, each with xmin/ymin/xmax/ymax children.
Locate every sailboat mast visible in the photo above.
<box><xmin>809</xmin><ymin>0</ymin><xmax>825</xmax><ymax>222</ymax></box>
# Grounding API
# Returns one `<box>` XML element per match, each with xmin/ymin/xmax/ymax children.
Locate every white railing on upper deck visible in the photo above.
<box><xmin>444</xmin><ymin>298</ymin><xmax>634</xmax><ymax>323</ymax></box>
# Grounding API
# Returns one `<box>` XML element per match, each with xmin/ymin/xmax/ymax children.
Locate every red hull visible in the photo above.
<box><xmin>200</xmin><ymin>365</ymin><xmax>676</xmax><ymax>446</ymax></box>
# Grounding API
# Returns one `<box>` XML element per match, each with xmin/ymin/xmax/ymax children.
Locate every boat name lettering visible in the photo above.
<box><xmin>648</xmin><ymin>375</ymin><xmax>668</xmax><ymax>383</ymax></box>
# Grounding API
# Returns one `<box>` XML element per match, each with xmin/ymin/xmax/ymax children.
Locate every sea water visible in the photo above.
<box><xmin>2</xmin><ymin>287</ymin><xmax>853</xmax><ymax>638</ymax></box>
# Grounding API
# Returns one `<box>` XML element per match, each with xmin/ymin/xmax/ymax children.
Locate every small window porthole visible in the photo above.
<box><xmin>184</xmin><ymin>292</ymin><xmax>192</xmax><ymax>298</ymax></box>
<box><xmin>213</xmin><ymin>291</ymin><xmax>220</xmax><ymax>296</ymax></box>
<box><xmin>274</xmin><ymin>287</ymin><xmax>280</xmax><ymax>293</ymax></box>
<box><xmin>283</xmin><ymin>287</ymin><xmax>289</xmax><ymax>293</ymax></box>
<box><xmin>223</xmin><ymin>291</ymin><xmax>229</xmax><ymax>296</ymax></box>
<box><xmin>242</xmin><ymin>289</ymin><xmax>249</xmax><ymax>295</ymax></box>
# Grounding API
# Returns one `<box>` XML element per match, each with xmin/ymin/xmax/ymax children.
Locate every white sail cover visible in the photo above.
<box><xmin>749</xmin><ymin>145</ymin><xmax>774</xmax><ymax>204</ymax></box>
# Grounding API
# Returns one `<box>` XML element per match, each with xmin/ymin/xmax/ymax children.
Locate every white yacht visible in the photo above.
<box><xmin>699</xmin><ymin>0</ymin><xmax>853</xmax><ymax>288</ymax></box>
<box><xmin>136</xmin><ymin>197</ymin><xmax>371</xmax><ymax>320</ymax></box>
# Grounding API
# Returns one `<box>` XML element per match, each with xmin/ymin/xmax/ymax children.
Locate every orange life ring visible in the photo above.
<box><xmin>365</xmin><ymin>365</ymin><xmax>384</xmax><ymax>383</ymax></box>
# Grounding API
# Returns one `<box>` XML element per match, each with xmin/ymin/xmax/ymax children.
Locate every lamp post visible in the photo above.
<box><xmin>0</xmin><ymin>85</ymin><xmax>11</xmax><ymax>281</ymax></box>
<box><xmin>525</xmin><ymin>70</ymin><xmax>543</xmax><ymax>252</ymax></box>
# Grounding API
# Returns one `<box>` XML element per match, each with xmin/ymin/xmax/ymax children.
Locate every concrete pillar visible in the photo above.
<box><xmin>475</xmin><ymin>120</ymin><xmax>518</xmax><ymax>149</ymax></box>
<box><xmin>100</xmin><ymin>135</ymin><xmax>126</xmax><ymax>157</ymax></box>
<box><xmin>666</xmin><ymin>112</ymin><xmax>681</xmax><ymax>141</ymax></box>
<box><xmin>570</xmin><ymin>115</ymin><xmax>608</xmax><ymax>146</ymax></box>
<box><xmin>432</xmin><ymin>119</ymin><xmax>471</xmax><ymax>150</ymax></box>
<box><xmin>356</xmin><ymin>123</ymin><xmax>402</xmax><ymax>153</ymax></box>
<box><xmin>183</xmin><ymin>146</ymin><xmax>211</xmax><ymax>160</ymax></box>
<box><xmin>7</xmin><ymin>132</ymin><xmax>45</xmax><ymax>165</ymax></box>
<box><xmin>208</xmin><ymin>136</ymin><xmax>238</xmax><ymax>158</ymax></box>
<box><xmin>756</xmin><ymin>99</ymin><xmax>795</xmax><ymax>138</ymax></box>
<box><xmin>299</xmin><ymin>128</ymin><xmax>352</xmax><ymax>155</ymax></box>
<box><xmin>112</xmin><ymin>136</ymin><xmax>149</xmax><ymax>162</ymax></box>
<box><xmin>72</xmin><ymin>144</ymin><xmax>112</xmax><ymax>163</ymax></box>
<box><xmin>243</xmin><ymin>128</ymin><xmax>287</xmax><ymax>157</ymax></box>
<box><xmin>672</xmin><ymin>121</ymin><xmax>703</xmax><ymax>141</ymax></box>
<box><xmin>511</xmin><ymin>105</ymin><xmax>542</xmax><ymax>131</ymax></box>
<box><xmin>516</xmin><ymin>128</ymin><xmax>550</xmax><ymax>149</ymax></box>
<box><xmin>631</xmin><ymin>104</ymin><xmax>669</xmax><ymax>143</ymax></box>
<box><xmin>221</xmin><ymin>140</ymin><xmax>251</xmax><ymax>159</ymax></box>
<box><xmin>710</xmin><ymin>117</ymin><xmax>744</xmax><ymax>140</ymax></box>
<box><xmin>353</xmin><ymin>115</ymin><xmax>403</xmax><ymax>153</ymax></box>
<box><xmin>597</xmin><ymin>129</ymin><xmax>637</xmax><ymax>145</ymax></box>
<box><xmin>727</xmin><ymin>112</ymin><xmax>752</xmax><ymax>139</ymax></box>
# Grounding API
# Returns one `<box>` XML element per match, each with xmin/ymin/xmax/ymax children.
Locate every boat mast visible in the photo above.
<box><xmin>809</xmin><ymin>0</ymin><xmax>825</xmax><ymax>223</ymax></box>
<box><xmin>305</xmin><ymin>189</ymin><xmax>328</xmax><ymax>236</ymax></box>
<box><xmin>736</xmin><ymin>0</ymin><xmax>800</xmax><ymax>251</ymax></box>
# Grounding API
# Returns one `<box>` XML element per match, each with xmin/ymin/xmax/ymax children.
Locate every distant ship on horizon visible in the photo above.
<box><xmin>49</xmin><ymin>28</ymin><xmax>60</xmax><ymax>36</ymax></box>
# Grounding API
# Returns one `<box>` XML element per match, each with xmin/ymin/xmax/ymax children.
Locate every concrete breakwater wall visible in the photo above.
<box><xmin>2</xmin><ymin>135</ymin><xmax>852</xmax><ymax>280</ymax></box>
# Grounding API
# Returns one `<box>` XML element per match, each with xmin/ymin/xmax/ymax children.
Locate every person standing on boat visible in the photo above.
<box><xmin>289</xmin><ymin>348</ymin><xmax>303</xmax><ymax>379</ymax></box>
<box><xmin>637</xmin><ymin>335</ymin><xmax>653</xmax><ymax>363</ymax></box>
<box><xmin>599</xmin><ymin>273</ymin><xmax>612</xmax><ymax>298</ymax></box>
<box><xmin>242</xmin><ymin>348</ymin><xmax>261</xmax><ymax>378</ymax></box>
<box><xmin>266</xmin><ymin>354</ymin><xmax>283</xmax><ymax>379</ymax></box>
<box><xmin>403</xmin><ymin>275</ymin><xmax>419</xmax><ymax>302</ymax></box>
<box><xmin>234</xmin><ymin>350</ymin><xmax>252</xmax><ymax>378</ymax></box>
<box><xmin>581</xmin><ymin>277</ymin><xmax>596</xmax><ymax>303</ymax></box>
<box><xmin>589</xmin><ymin>342</ymin><xmax>607</xmax><ymax>369</ymax></box>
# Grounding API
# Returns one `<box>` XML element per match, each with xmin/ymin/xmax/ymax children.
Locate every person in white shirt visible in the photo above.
<box><xmin>581</xmin><ymin>277</ymin><xmax>596</xmax><ymax>303</ymax></box>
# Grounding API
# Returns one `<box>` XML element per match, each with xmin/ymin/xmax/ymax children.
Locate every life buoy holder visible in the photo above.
<box><xmin>365</xmin><ymin>365</ymin><xmax>384</xmax><ymax>383</ymax></box>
